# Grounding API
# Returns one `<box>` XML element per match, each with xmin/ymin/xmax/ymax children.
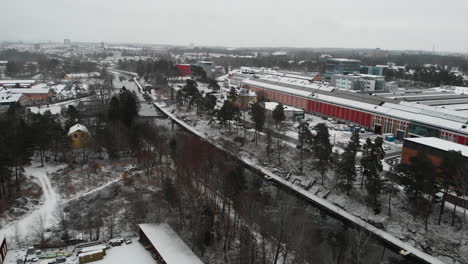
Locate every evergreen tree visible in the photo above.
<box><xmin>336</xmin><ymin>131</ymin><xmax>360</xmax><ymax>195</ymax></box>
<box><xmin>118</xmin><ymin>87</ymin><xmax>140</xmax><ymax>127</ymax></box>
<box><xmin>227</xmin><ymin>87</ymin><xmax>238</xmax><ymax>102</ymax></box>
<box><xmin>108</xmin><ymin>96</ymin><xmax>120</xmax><ymax>122</ymax></box>
<box><xmin>207</xmin><ymin>79</ymin><xmax>220</xmax><ymax>91</ymax></box>
<box><xmin>249</xmin><ymin>101</ymin><xmax>265</xmax><ymax>145</ymax></box>
<box><xmin>297</xmin><ymin>122</ymin><xmax>313</xmax><ymax>174</ymax></box>
<box><xmin>313</xmin><ymin>123</ymin><xmax>332</xmax><ymax>185</ymax></box>
<box><xmin>361</xmin><ymin>137</ymin><xmax>385</xmax><ymax>213</ymax></box>
<box><xmin>397</xmin><ymin>153</ymin><xmax>436</xmax><ymax>230</ymax></box>
<box><xmin>218</xmin><ymin>100</ymin><xmax>240</xmax><ymax>130</ymax></box>
<box><xmin>437</xmin><ymin>150</ymin><xmax>464</xmax><ymax>225</ymax></box>
<box><xmin>272</xmin><ymin>103</ymin><xmax>285</xmax><ymax>127</ymax></box>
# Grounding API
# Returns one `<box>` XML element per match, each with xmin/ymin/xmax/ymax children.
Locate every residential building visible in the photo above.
<box><xmin>237</xmin><ymin>88</ymin><xmax>257</xmax><ymax>111</ymax></box>
<box><xmin>67</xmin><ymin>124</ymin><xmax>90</xmax><ymax>149</ymax></box>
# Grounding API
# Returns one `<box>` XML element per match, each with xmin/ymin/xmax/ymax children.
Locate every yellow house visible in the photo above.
<box><xmin>67</xmin><ymin>124</ymin><xmax>90</xmax><ymax>149</ymax></box>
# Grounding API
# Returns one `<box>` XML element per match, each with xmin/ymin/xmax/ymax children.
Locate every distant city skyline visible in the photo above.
<box><xmin>1</xmin><ymin>0</ymin><xmax>468</xmax><ymax>53</ymax></box>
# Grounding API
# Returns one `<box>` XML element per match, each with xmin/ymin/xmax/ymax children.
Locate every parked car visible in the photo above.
<box><xmin>125</xmin><ymin>238</ymin><xmax>132</xmax><ymax>245</ymax></box>
<box><xmin>55</xmin><ymin>257</ymin><xmax>66</xmax><ymax>263</ymax></box>
<box><xmin>109</xmin><ymin>238</ymin><xmax>124</xmax><ymax>246</ymax></box>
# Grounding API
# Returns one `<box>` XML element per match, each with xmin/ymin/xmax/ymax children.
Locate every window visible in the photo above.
<box><xmin>74</xmin><ymin>134</ymin><xmax>78</xmax><ymax>139</ymax></box>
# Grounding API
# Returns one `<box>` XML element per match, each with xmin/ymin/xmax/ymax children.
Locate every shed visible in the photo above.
<box><xmin>78</xmin><ymin>249</ymin><xmax>104</xmax><ymax>264</ymax></box>
<box><xmin>138</xmin><ymin>223</ymin><xmax>204</xmax><ymax>264</ymax></box>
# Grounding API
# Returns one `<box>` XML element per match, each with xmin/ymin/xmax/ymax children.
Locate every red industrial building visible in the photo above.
<box><xmin>176</xmin><ymin>64</ymin><xmax>191</xmax><ymax>76</ymax></box>
<box><xmin>240</xmin><ymin>76</ymin><xmax>468</xmax><ymax>145</ymax></box>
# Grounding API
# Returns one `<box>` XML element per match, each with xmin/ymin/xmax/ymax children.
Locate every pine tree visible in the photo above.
<box><xmin>336</xmin><ymin>132</ymin><xmax>360</xmax><ymax>195</ymax></box>
<box><xmin>272</xmin><ymin>103</ymin><xmax>285</xmax><ymax>128</ymax></box>
<box><xmin>397</xmin><ymin>153</ymin><xmax>436</xmax><ymax>230</ymax></box>
<box><xmin>227</xmin><ymin>87</ymin><xmax>238</xmax><ymax>102</ymax></box>
<box><xmin>437</xmin><ymin>150</ymin><xmax>464</xmax><ymax>225</ymax></box>
<box><xmin>297</xmin><ymin>122</ymin><xmax>313</xmax><ymax>174</ymax></box>
<box><xmin>313</xmin><ymin>123</ymin><xmax>332</xmax><ymax>185</ymax></box>
<box><xmin>361</xmin><ymin>137</ymin><xmax>385</xmax><ymax>213</ymax></box>
<box><xmin>249</xmin><ymin>101</ymin><xmax>265</xmax><ymax>145</ymax></box>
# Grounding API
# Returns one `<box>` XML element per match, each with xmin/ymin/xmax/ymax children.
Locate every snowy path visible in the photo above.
<box><xmin>0</xmin><ymin>162</ymin><xmax>65</xmax><ymax>243</ymax></box>
<box><xmin>65</xmin><ymin>177</ymin><xmax>121</xmax><ymax>203</ymax></box>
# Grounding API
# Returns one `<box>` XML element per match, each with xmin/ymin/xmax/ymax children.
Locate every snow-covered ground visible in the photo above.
<box><xmin>0</xmin><ymin>162</ymin><xmax>66</xmax><ymax>243</ymax></box>
<box><xmin>2</xmin><ymin>238</ymin><xmax>154</xmax><ymax>264</ymax></box>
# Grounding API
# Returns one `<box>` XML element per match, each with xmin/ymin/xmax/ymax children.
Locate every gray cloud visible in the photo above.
<box><xmin>1</xmin><ymin>0</ymin><xmax>467</xmax><ymax>52</ymax></box>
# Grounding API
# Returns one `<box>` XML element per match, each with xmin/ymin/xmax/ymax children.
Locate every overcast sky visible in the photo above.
<box><xmin>2</xmin><ymin>0</ymin><xmax>468</xmax><ymax>52</ymax></box>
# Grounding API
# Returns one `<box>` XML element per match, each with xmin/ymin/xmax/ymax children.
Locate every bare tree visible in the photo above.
<box><xmin>33</xmin><ymin>213</ymin><xmax>47</xmax><ymax>246</ymax></box>
<box><xmin>13</xmin><ymin>222</ymin><xmax>22</xmax><ymax>249</ymax></box>
<box><xmin>54</xmin><ymin>203</ymin><xmax>70</xmax><ymax>243</ymax></box>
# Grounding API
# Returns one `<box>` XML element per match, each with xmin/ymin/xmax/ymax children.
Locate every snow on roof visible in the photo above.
<box><xmin>138</xmin><ymin>223</ymin><xmax>203</xmax><ymax>264</ymax></box>
<box><xmin>242</xmin><ymin>79</ymin><xmax>313</xmax><ymax>97</ymax></box>
<box><xmin>67</xmin><ymin>124</ymin><xmax>89</xmax><ymax>136</ymax></box>
<box><xmin>66</xmin><ymin>72</ymin><xmax>100</xmax><ymax>78</ymax></box>
<box><xmin>7</xmin><ymin>88</ymin><xmax>51</xmax><ymax>94</ymax></box>
<box><xmin>80</xmin><ymin>245</ymin><xmax>107</xmax><ymax>253</ymax></box>
<box><xmin>404</xmin><ymin>137</ymin><xmax>468</xmax><ymax>157</ymax></box>
<box><xmin>0</xmin><ymin>80</ymin><xmax>35</xmax><ymax>84</ymax></box>
<box><xmin>264</xmin><ymin>102</ymin><xmax>304</xmax><ymax>112</ymax></box>
<box><xmin>328</xmin><ymin>58</ymin><xmax>361</xmax><ymax>63</ymax></box>
<box><xmin>78</xmin><ymin>249</ymin><xmax>103</xmax><ymax>257</ymax></box>
<box><xmin>0</xmin><ymin>93</ymin><xmax>22</xmax><ymax>103</ymax></box>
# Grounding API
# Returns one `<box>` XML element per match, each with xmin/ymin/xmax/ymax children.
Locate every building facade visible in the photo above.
<box><xmin>360</xmin><ymin>65</ymin><xmax>386</xmax><ymax>76</ymax></box>
<box><xmin>401</xmin><ymin>137</ymin><xmax>468</xmax><ymax>167</ymax></box>
<box><xmin>331</xmin><ymin>74</ymin><xmax>386</xmax><ymax>91</ymax></box>
<box><xmin>325</xmin><ymin>58</ymin><xmax>361</xmax><ymax>79</ymax></box>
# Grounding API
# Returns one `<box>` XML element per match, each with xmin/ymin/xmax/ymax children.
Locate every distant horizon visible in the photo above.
<box><xmin>2</xmin><ymin>40</ymin><xmax>467</xmax><ymax>56</ymax></box>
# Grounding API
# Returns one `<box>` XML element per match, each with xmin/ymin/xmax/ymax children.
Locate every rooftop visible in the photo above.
<box><xmin>139</xmin><ymin>223</ymin><xmax>203</xmax><ymax>264</ymax></box>
<box><xmin>328</xmin><ymin>58</ymin><xmax>361</xmax><ymax>63</ymax></box>
<box><xmin>67</xmin><ymin>124</ymin><xmax>89</xmax><ymax>136</ymax></box>
<box><xmin>404</xmin><ymin>137</ymin><xmax>468</xmax><ymax>157</ymax></box>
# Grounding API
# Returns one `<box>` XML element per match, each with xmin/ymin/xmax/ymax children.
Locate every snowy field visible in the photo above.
<box><xmin>3</xmin><ymin>238</ymin><xmax>154</xmax><ymax>264</ymax></box>
<box><xmin>90</xmin><ymin>239</ymin><xmax>154</xmax><ymax>264</ymax></box>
